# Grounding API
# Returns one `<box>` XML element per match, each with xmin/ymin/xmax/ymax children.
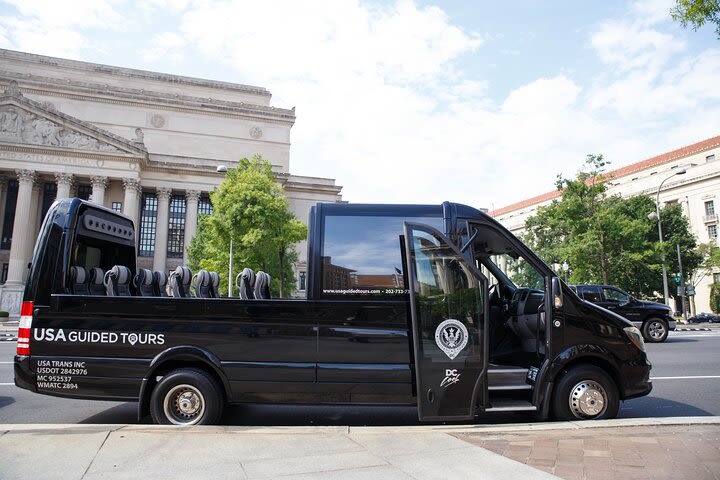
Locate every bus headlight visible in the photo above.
<box><xmin>624</xmin><ymin>326</ymin><xmax>646</xmax><ymax>352</ymax></box>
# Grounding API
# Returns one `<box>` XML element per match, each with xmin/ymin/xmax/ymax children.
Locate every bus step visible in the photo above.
<box><xmin>488</xmin><ymin>384</ymin><xmax>532</xmax><ymax>391</ymax></box>
<box><xmin>488</xmin><ymin>366</ymin><xmax>530</xmax><ymax>390</ymax></box>
<box><xmin>485</xmin><ymin>399</ymin><xmax>537</xmax><ymax>412</ymax></box>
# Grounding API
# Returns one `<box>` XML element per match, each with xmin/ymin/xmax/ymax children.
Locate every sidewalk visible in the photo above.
<box><xmin>0</xmin><ymin>417</ymin><xmax>718</xmax><ymax>480</ymax></box>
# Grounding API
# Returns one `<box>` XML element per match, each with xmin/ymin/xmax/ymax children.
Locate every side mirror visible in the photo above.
<box><xmin>552</xmin><ymin>277</ymin><xmax>563</xmax><ymax>309</ymax></box>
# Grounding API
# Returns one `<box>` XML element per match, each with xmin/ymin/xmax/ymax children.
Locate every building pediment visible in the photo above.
<box><xmin>0</xmin><ymin>81</ymin><xmax>147</xmax><ymax>158</ymax></box>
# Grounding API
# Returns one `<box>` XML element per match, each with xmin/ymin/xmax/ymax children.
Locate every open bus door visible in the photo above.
<box><xmin>403</xmin><ymin>222</ymin><xmax>489</xmax><ymax>421</ymax></box>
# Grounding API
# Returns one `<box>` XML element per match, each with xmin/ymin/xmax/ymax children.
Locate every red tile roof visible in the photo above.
<box><xmin>490</xmin><ymin>135</ymin><xmax>720</xmax><ymax>217</ymax></box>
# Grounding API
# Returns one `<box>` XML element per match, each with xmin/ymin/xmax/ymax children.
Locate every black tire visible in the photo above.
<box><xmin>552</xmin><ymin>365</ymin><xmax>619</xmax><ymax>421</ymax></box>
<box><xmin>150</xmin><ymin>368</ymin><xmax>224</xmax><ymax>425</ymax></box>
<box><xmin>642</xmin><ymin>317</ymin><xmax>668</xmax><ymax>343</ymax></box>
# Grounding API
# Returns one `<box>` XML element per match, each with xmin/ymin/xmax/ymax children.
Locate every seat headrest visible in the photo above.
<box><xmin>71</xmin><ymin>266</ymin><xmax>87</xmax><ymax>283</ymax></box>
<box><xmin>254</xmin><ymin>271</ymin><xmax>271</xmax><ymax>299</ymax></box>
<box><xmin>135</xmin><ymin>268</ymin><xmax>153</xmax><ymax>286</ymax></box>
<box><xmin>89</xmin><ymin>267</ymin><xmax>104</xmax><ymax>285</ymax></box>
<box><xmin>108</xmin><ymin>265</ymin><xmax>131</xmax><ymax>284</ymax></box>
<box><xmin>196</xmin><ymin>270</ymin><xmax>210</xmax><ymax>286</ymax></box>
<box><xmin>209</xmin><ymin>272</ymin><xmax>220</xmax><ymax>287</ymax></box>
<box><xmin>173</xmin><ymin>266</ymin><xmax>192</xmax><ymax>284</ymax></box>
<box><xmin>153</xmin><ymin>271</ymin><xmax>168</xmax><ymax>285</ymax></box>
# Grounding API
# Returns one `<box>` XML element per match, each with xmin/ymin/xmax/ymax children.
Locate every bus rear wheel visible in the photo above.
<box><xmin>150</xmin><ymin>368</ymin><xmax>224</xmax><ymax>425</ymax></box>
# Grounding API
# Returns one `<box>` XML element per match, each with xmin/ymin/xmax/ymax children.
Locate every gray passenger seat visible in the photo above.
<box><xmin>209</xmin><ymin>272</ymin><xmax>220</xmax><ymax>298</ymax></box>
<box><xmin>88</xmin><ymin>267</ymin><xmax>106</xmax><ymax>295</ymax></box>
<box><xmin>254</xmin><ymin>271</ymin><xmax>271</xmax><ymax>299</ymax></box>
<box><xmin>70</xmin><ymin>266</ymin><xmax>90</xmax><ymax>295</ymax></box>
<box><xmin>153</xmin><ymin>271</ymin><xmax>169</xmax><ymax>297</ymax></box>
<box><xmin>193</xmin><ymin>270</ymin><xmax>213</xmax><ymax>298</ymax></box>
<box><xmin>133</xmin><ymin>268</ymin><xmax>155</xmax><ymax>296</ymax></box>
<box><xmin>236</xmin><ymin>268</ymin><xmax>255</xmax><ymax>299</ymax></box>
<box><xmin>104</xmin><ymin>265</ymin><xmax>132</xmax><ymax>296</ymax></box>
<box><xmin>169</xmin><ymin>266</ymin><xmax>192</xmax><ymax>298</ymax></box>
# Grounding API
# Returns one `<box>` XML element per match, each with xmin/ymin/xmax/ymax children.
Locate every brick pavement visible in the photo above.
<box><xmin>454</xmin><ymin>424</ymin><xmax>720</xmax><ymax>480</ymax></box>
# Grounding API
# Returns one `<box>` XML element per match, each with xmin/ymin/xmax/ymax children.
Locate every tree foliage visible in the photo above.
<box><xmin>187</xmin><ymin>155</ymin><xmax>307</xmax><ymax>297</ymax></box>
<box><xmin>711</xmin><ymin>284</ymin><xmax>720</xmax><ymax>313</ymax></box>
<box><xmin>523</xmin><ymin>154</ymin><xmax>701</xmax><ymax>298</ymax></box>
<box><xmin>671</xmin><ymin>0</ymin><xmax>720</xmax><ymax>38</ymax></box>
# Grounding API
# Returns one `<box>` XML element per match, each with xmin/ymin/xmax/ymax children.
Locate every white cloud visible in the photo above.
<box><xmin>0</xmin><ymin>0</ymin><xmax>717</xmax><ymax>212</ymax></box>
<box><xmin>139</xmin><ymin>31</ymin><xmax>186</xmax><ymax>63</ymax></box>
<box><xmin>0</xmin><ymin>0</ymin><xmax>125</xmax><ymax>58</ymax></box>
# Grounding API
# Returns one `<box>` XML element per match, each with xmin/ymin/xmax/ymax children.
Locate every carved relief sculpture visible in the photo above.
<box><xmin>0</xmin><ymin>106</ymin><xmax>121</xmax><ymax>153</ymax></box>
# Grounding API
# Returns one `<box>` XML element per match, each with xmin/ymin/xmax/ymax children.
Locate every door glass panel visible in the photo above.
<box><xmin>603</xmin><ymin>288</ymin><xmax>628</xmax><ymax>303</ymax></box>
<box><xmin>406</xmin><ymin>223</ymin><xmax>486</xmax><ymax>420</ymax></box>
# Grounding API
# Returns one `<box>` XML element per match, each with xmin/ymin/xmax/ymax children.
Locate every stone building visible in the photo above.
<box><xmin>492</xmin><ymin>136</ymin><xmax>720</xmax><ymax>314</ymax></box>
<box><xmin>0</xmin><ymin>49</ymin><xmax>342</xmax><ymax>316</ymax></box>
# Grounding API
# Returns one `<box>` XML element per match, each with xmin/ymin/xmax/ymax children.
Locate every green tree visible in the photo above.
<box><xmin>671</xmin><ymin>0</ymin><xmax>720</xmax><ymax>38</ymax></box>
<box><xmin>187</xmin><ymin>155</ymin><xmax>307</xmax><ymax>297</ymax></box>
<box><xmin>524</xmin><ymin>155</ymin><xmax>702</xmax><ymax>298</ymax></box>
<box><xmin>710</xmin><ymin>283</ymin><xmax>720</xmax><ymax>313</ymax></box>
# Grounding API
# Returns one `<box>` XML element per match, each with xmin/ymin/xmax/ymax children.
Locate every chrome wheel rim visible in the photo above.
<box><xmin>648</xmin><ymin>321</ymin><xmax>666</xmax><ymax>340</ymax></box>
<box><xmin>163</xmin><ymin>384</ymin><xmax>205</xmax><ymax>425</ymax></box>
<box><xmin>569</xmin><ymin>380</ymin><xmax>607</xmax><ymax>419</ymax></box>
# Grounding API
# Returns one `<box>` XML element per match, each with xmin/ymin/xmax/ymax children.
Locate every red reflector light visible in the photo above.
<box><xmin>17</xmin><ymin>301</ymin><xmax>33</xmax><ymax>356</ymax></box>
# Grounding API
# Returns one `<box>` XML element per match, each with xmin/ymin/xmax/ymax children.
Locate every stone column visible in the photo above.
<box><xmin>55</xmin><ymin>173</ymin><xmax>74</xmax><ymax>200</ymax></box>
<box><xmin>0</xmin><ymin>176</ymin><xmax>7</xmax><ymax>237</ymax></box>
<box><xmin>153</xmin><ymin>187</ymin><xmax>171</xmax><ymax>272</ymax></box>
<box><xmin>90</xmin><ymin>176</ymin><xmax>108</xmax><ymax>206</ymax></box>
<box><xmin>6</xmin><ymin>170</ymin><xmax>36</xmax><ymax>285</ymax></box>
<box><xmin>122</xmin><ymin>178</ymin><xmax>141</xmax><ymax>232</ymax></box>
<box><xmin>183</xmin><ymin>190</ymin><xmax>200</xmax><ymax>265</ymax></box>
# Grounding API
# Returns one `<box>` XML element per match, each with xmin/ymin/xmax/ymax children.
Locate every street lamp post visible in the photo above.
<box><xmin>648</xmin><ymin>168</ymin><xmax>686</xmax><ymax>307</ymax></box>
<box><xmin>216</xmin><ymin>165</ymin><xmax>233</xmax><ymax>297</ymax></box>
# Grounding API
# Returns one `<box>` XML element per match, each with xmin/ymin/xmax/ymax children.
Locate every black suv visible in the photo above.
<box><xmin>570</xmin><ymin>284</ymin><xmax>676</xmax><ymax>343</ymax></box>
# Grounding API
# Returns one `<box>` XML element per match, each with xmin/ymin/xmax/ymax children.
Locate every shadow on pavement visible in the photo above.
<box><xmin>220</xmin><ymin>403</ymin><xmax>538</xmax><ymax>427</ymax></box>
<box><xmin>619</xmin><ymin>396</ymin><xmax>712</xmax><ymax>418</ymax></box>
<box><xmin>0</xmin><ymin>396</ymin><xmax>15</xmax><ymax>409</ymax></box>
<box><xmin>80</xmin><ymin>402</ymin><xmax>138</xmax><ymax>424</ymax></box>
<box><xmin>663</xmin><ymin>337</ymin><xmax>699</xmax><ymax>343</ymax></box>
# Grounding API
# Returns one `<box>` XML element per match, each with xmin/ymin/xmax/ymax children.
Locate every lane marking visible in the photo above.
<box><xmin>0</xmin><ymin>362</ymin><xmax>14</xmax><ymax>364</ymax></box>
<box><xmin>0</xmin><ymin>383</ymin><xmax>14</xmax><ymax>386</ymax></box>
<box><xmin>651</xmin><ymin>375</ymin><xmax>720</xmax><ymax>380</ymax></box>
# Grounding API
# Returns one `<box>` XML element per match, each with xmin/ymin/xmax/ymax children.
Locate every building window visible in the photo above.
<box><xmin>76</xmin><ymin>184</ymin><xmax>92</xmax><ymax>201</ymax></box>
<box><xmin>298</xmin><ymin>271</ymin><xmax>306</xmax><ymax>291</ymax></box>
<box><xmin>167</xmin><ymin>194</ymin><xmax>186</xmax><ymax>258</ymax></box>
<box><xmin>198</xmin><ymin>195</ymin><xmax>213</xmax><ymax>218</ymax></box>
<box><xmin>709</xmin><ymin>224</ymin><xmax>718</xmax><ymax>239</ymax></box>
<box><xmin>112</xmin><ymin>202</ymin><xmax>122</xmax><ymax>213</ymax></box>
<box><xmin>138</xmin><ymin>193</ymin><xmax>158</xmax><ymax>256</ymax></box>
<box><xmin>705</xmin><ymin>200</ymin><xmax>715</xmax><ymax>217</ymax></box>
<box><xmin>707</xmin><ymin>154</ymin><xmax>716</xmax><ymax>163</ymax></box>
<box><xmin>40</xmin><ymin>182</ymin><xmax>57</xmax><ymax>222</ymax></box>
<box><xmin>1</xmin><ymin>263</ymin><xmax>8</xmax><ymax>283</ymax></box>
<box><xmin>1</xmin><ymin>180</ymin><xmax>18</xmax><ymax>250</ymax></box>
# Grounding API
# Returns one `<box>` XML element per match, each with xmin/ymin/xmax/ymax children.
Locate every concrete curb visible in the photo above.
<box><xmin>1</xmin><ymin>415</ymin><xmax>718</xmax><ymax>434</ymax></box>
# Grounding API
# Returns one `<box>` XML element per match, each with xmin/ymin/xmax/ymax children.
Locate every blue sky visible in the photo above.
<box><xmin>0</xmin><ymin>0</ymin><xmax>718</xmax><ymax>210</ymax></box>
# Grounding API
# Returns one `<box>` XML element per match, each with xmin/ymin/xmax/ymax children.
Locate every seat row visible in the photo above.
<box><xmin>235</xmin><ymin>268</ymin><xmax>272</xmax><ymax>299</ymax></box>
<box><xmin>69</xmin><ymin>265</ymin><xmax>222</xmax><ymax>298</ymax></box>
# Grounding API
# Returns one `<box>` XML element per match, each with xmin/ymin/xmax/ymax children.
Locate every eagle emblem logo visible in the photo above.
<box><xmin>434</xmin><ymin>319</ymin><xmax>469</xmax><ymax>360</ymax></box>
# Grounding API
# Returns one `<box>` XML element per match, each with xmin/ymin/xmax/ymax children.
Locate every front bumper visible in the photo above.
<box><xmin>667</xmin><ymin>317</ymin><xmax>677</xmax><ymax>331</ymax></box>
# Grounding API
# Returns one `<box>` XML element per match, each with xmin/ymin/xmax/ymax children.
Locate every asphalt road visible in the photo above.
<box><xmin>1</xmin><ymin>330</ymin><xmax>719</xmax><ymax>425</ymax></box>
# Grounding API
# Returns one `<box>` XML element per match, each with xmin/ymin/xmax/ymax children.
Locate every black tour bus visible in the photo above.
<box><xmin>15</xmin><ymin>198</ymin><xmax>651</xmax><ymax>425</ymax></box>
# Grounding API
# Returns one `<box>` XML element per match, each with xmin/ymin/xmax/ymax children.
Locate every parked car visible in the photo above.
<box><xmin>687</xmin><ymin>312</ymin><xmax>720</xmax><ymax>324</ymax></box>
<box><xmin>569</xmin><ymin>284</ymin><xmax>676</xmax><ymax>343</ymax></box>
